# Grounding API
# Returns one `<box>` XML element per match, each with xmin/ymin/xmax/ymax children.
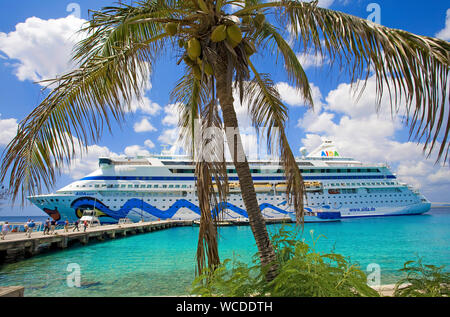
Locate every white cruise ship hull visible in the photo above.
<box><xmin>28</xmin><ymin>194</ymin><xmax>430</xmax><ymax>224</ymax></box>
<box><xmin>28</xmin><ymin>140</ymin><xmax>431</xmax><ymax>224</ymax></box>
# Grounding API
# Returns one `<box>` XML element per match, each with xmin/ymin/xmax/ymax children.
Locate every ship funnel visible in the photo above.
<box><xmin>307</xmin><ymin>139</ymin><xmax>342</xmax><ymax>158</ymax></box>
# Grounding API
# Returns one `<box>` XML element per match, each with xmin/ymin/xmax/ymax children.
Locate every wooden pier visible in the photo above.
<box><xmin>0</xmin><ymin>217</ymin><xmax>292</xmax><ymax>264</ymax></box>
<box><xmin>0</xmin><ymin>220</ymin><xmax>191</xmax><ymax>264</ymax></box>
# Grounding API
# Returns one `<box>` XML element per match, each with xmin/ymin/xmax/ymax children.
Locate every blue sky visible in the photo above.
<box><xmin>0</xmin><ymin>0</ymin><xmax>449</xmax><ymax>216</ymax></box>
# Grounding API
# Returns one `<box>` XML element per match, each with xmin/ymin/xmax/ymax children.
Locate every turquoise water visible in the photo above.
<box><xmin>0</xmin><ymin>208</ymin><xmax>449</xmax><ymax>297</ymax></box>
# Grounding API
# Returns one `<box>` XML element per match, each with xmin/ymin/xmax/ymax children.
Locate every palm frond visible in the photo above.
<box><xmin>235</xmin><ymin>0</ymin><xmax>450</xmax><ymax>164</ymax></box>
<box><xmin>245</xmin><ymin>60</ymin><xmax>306</xmax><ymax>225</ymax></box>
<box><xmin>0</xmin><ymin>32</ymin><xmax>168</xmax><ymax>203</ymax></box>
<box><xmin>254</xmin><ymin>22</ymin><xmax>313</xmax><ymax>107</ymax></box>
<box><xmin>172</xmin><ymin>69</ymin><xmax>228</xmax><ymax>275</ymax></box>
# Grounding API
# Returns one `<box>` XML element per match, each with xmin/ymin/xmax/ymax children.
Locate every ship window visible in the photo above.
<box><xmin>134</xmin><ymin>185</ymin><xmax>139</xmax><ymax>188</ymax></box>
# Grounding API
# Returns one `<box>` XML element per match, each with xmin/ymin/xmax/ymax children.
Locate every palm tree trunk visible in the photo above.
<box><xmin>213</xmin><ymin>53</ymin><xmax>278</xmax><ymax>281</ymax></box>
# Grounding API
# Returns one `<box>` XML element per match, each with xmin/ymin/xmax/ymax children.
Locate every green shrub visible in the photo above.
<box><xmin>394</xmin><ymin>257</ymin><xmax>449</xmax><ymax>297</ymax></box>
<box><xmin>191</xmin><ymin>226</ymin><xmax>379</xmax><ymax>297</ymax></box>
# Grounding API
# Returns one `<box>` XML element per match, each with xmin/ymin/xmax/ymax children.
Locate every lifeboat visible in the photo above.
<box><xmin>328</xmin><ymin>189</ymin><xmax>341</xmax><ymax>195</ymax></box>
<box><xmin>305</xmin><ymin>181</ymin><xmax>323</xmax><ymax>191</ymax></box>
<box><xmin>229</xmin><ymin>182</ymin><xmax>240</xmax><ymax>192</ymax></box>
<box><xmin>254</xmin><ymin>183</ymin><xmax>272</xmax><ymax>192</ymax></box>
<box><xmin>213</xmin><ymin>182</ymin><xmax>240</xmax><ymax>192</ymax></box>
<box><xmin>275</xmin><ymin>183</ymin><xmax>287</xmax><ymax>192</ymax></box>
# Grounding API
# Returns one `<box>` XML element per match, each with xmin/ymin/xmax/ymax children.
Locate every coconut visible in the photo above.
<box><xmin>193</xmin><ymin>65</ymin><xmax>202</xmax><ymax>80</ymax></box>
<box><xmin>242</xmin><ymin>16</ymin><xmax>251</xmax><ymax>24</ymax></box>
<box><xmin>183</xmin><ymin>56</ymin><xmax>195</xmax><ymax>67</ymax></box>
<box><xmin>226</xmin><ymin>24</ymin><xmax>242</xmax><ymax>44</ymax></box>
<box><xmin>165</xmin><ymin>22</ymin><xmax>178</xmax><ymax>36</ymax></box>
<box><xmin>211</xmin><ymin>25</ymin><xmax>227</xmax><ymax>42</ymax></box>
<box><xmin>187</xmin><ymin>38</ymin><xmax>201</xmax><ymax>60</ymax></box>
<box><xmin>254</xmin><ymin>14</ymin><xmax>265</xmax><ymax>27</ymax></box>
<box><xmin>203</xmin><ymin>62</ymin><xmax>213</xmax><ymax>76</ymax></box>
<box><xmin>226</xmin><ymin>37</ymin><xmax>239</xmax><ymax>49</ymax></box>
<box><xmin>197</xmin><ymin>0</ymin><xmax>208</xmax><ymax>12</ymax></box>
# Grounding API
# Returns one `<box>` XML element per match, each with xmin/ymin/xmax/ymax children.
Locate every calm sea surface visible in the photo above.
<box><xmin>0</xmin><ymin>208</ymin><xmax>449</xmax><ymax>297</ymax></box>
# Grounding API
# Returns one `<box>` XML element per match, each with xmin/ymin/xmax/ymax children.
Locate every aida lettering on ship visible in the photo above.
<box><xmin>28</xmin><ymin>140</ymin><xmax>431</xmax><ymax>224</ymax></box>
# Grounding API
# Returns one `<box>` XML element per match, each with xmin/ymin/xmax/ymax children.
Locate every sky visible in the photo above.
<box><xmin>0</xmin><ymin>0</ymin><xmax>449</xmax><ymax>216</ymax></box>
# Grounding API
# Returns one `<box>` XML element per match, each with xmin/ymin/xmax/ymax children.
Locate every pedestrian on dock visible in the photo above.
<box><xmin>43</xmin><ymin>218</ymin><xmax>50</xmax><ymax>235</ymax></box>
<box><xmin>50</xmin><ymin>219</ymin><xmax>56</xmax><ymax>234</ymax></box>
<box><xmin>73</xmin><ymin>220</ymin><xmax>80</xmax><ymax>232</ymax></box>
<box><xmin>1</xmin><ymin>222</ymin><xmax>10</xmax><ymax>240</ymax></box>
<box><xmin>83</xmin><ymin>220</ymin><xmax>88</xmax><ymax>232</ymax></box>
<box><xmin>27</xmin><ymin>220</ymin><xmax>36</xmax><ymax>238</ymax></box>
<box><xmin>64</xmin><ymin>219</ymin><xmax>69</xmax><ymax>233</ymax></box>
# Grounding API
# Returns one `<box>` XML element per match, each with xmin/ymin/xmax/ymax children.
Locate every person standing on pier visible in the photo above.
<box><xmin>43</xmin><ymin>218</ymin><xmax>50</xmax><ymax>235</ymax></box>
<box><xmin>27</xmin><ymin>220</ymin><xmax>36</xmax><ymax>238</ymax></box>
<box><xmin>1</xmin><ymin>222</ymin><xmax>10</xmax><ymax>240</ymax></box>
<box><xmin>73</xmin><ymin>219</ymin><xmax>80</xmax><ymax>232</ymax></box>
<box><xmin>83</xmin><ymin>220</ymin><xmax>88</xmax><ymax>232</ymax></box>
<box><xmin>50</xmin><ymin>219</ymin><xmax>56</xmax><ymax>234</ymax></box>
<box><xmin>64</xmin><ymin>219</ymin><xmax>69</xmax><ymax>233</ymax></box>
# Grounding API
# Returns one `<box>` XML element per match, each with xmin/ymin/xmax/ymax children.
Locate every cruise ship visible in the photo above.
<box><xmin>28</xmin><ymin>140</ymin><xmax>431</xmax><ymax>224</ymax></box>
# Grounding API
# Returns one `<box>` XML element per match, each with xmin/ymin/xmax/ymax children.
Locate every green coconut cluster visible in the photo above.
<box><xmin>163</xmin><ymin>13</ymin><xmax>260</xmax><ymax>81</ymax></box>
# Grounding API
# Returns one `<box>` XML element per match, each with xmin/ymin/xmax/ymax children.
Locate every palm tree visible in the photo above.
<box><xmin>1</xmin><ymin>0</ymin><xmax>449</xmax><ymax>281</ymax></box>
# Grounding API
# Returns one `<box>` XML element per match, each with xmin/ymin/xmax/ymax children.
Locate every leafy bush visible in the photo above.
<box><xmin>394</xmin><ymin>257</ymin><xmax>449</xmax><ymax>297</ymax></box>
<box><xmin>191</xmin><ymin>226</ymin><xmax>379</xmax><ymax>297</ymax></box>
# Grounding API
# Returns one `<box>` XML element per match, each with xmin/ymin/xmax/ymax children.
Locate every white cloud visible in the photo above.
<box><xmin>162</xmin><ymin>103</ymin><xmax>181</xmax><ymax>126</ymax></box>
<box><xmin>316</xmin><ymin>0</ymin><xmax>335</xmax><ymax>8</ymax></box>
<box><xmin>0</xmin><ymin>15</ymin><xmax>161</xmax><ymax>119</ymax></box>
<box><xmin>64</xmin><ymin>138</ymin><xmax>121</xmax><ymax>180</ymax></box>
<box><xmin>299</xmin><ymin>0</ymin><xmax>335</xmax><ymax>8</ymax></box>
<box><xmin>124</xmin><ymin>145</ymin><xmax>151</xmax><ymax>157</ymax></box>
<box><xmin>158</xmin><ymin>128</ymin><xmax>179</xmax><ymax>145</ymax></box>
<box><xmin>129</xmin><ymin>97</ymin><xmax>161</xmax><ymax>116</ymax></box>
<box><xmin>0</xmin><ymin>15</ymin><xmax>86</xmax><ymax>84</ymax></box>
<box><xmin>125</xmin><ymin>69</ymin><xmax>161</xmax><ymax>116</ymax></box>
<box><xmin>63</xmin><ymin>137</ymin><xmax>162</xmax><ymax>179</ymax></box>
<box><xmin>435</xmin><ymin>8</ymin><xmax>450</xmax><ymax>41</ymax></box>
<box><xmin>275</xmin><ymin>82</ymin><xmax>305</xmax><ymax>107</ymax></box>
<box><xmin>0</xmin><ymin>116</ymin><xmax>18</xmax><ymax>146</ymax></box>
<box><xmin>144</xmin><ymin>139</ymin><xmax>155</xmax><ymax>149</ymax></box>
<box><xmin>133</xmin><ymin>118</ymin><xmax>157</xmax><ymax>133</ymax></box>
<box><xmin>296</xmin><ymin>52</ymin><xmax>328</xmax><ymax>70</ymax></box>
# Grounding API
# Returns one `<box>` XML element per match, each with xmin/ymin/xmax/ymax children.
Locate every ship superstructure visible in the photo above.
<box><xmin>28</xmin><ymin>140</ymin><xmax>431</xmax><ymax>223</ymax></box>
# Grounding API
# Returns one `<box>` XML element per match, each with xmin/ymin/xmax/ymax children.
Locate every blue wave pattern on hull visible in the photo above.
<box><xmin>71</xmin><ymin>197</ymin><xmax>289</xmax><ymax>220</ymax></box>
